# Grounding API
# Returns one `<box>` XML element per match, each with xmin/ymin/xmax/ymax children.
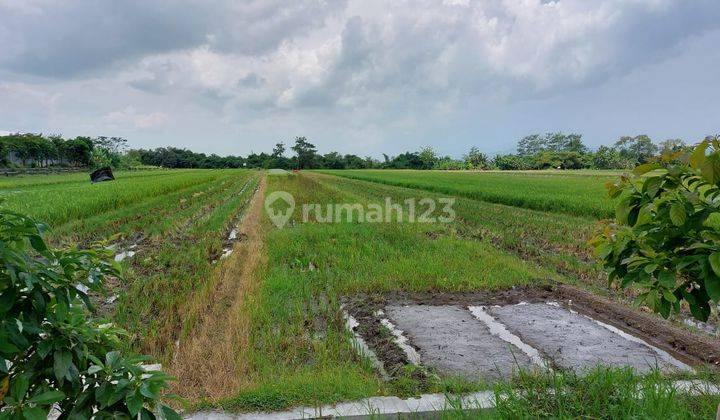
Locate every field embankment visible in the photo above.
<box><xmin>170</xmin><ymin>176</ymin><xmax>267</xmax><ymax>399</ymax></box>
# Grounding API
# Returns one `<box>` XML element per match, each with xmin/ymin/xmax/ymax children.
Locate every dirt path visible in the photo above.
<box><xmin>169</xmin><ymin>175</ymin><xmax>267</xmax><ymax>400</ymax></box>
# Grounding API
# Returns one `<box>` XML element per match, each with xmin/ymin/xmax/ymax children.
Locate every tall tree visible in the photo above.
<box><xmin>321</xmin><ymin>152</ymin><xmax>344</xmax><ymax>169</ymax></box>
<box><xmin>658</xmin><ymin>138</ymin><xmax>687</xmax><ymax>155</ymax></box>
<box><xmin>418</xmin><ymin>146</ymin><xmax>438</xmax><ymax>169</ymax></box>
<box><xmin>517</xmin><ymin>134</ymin><xmax>544</xmax><ymax>156</ymax></box>
<box><xmin>291</xmin><ymin>136</ymin><xmax>318</xmax><ymax>169</ymax></box>
<box><xmin>272</xmin><ymin>142</ymin><xmax>286</xmax><ymax>157</ymax></box>
<box><xmin>464</xmin><ymin>147</ymin><xmax>489</xmax><ymax>169</ymax></box>
<box><xmin>614</xmin><ymin>135</ymin><xmax>658</xmax><ymax>164</ymax></box>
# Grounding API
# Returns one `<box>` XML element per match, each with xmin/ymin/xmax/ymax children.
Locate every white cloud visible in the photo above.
<box><xmin>113</xmin><ymin>0</ymin><xmax>720</xmax><ymax>115</ymax></box>
<box><xmin>102</xmin><ymin>107</ymin><xmax>168</xmax><ymax>129</ymax></box>
<box><xmin>0</xmin><ymin>0</ymin><xmax>719</xmax><ymax>155</ymax></box>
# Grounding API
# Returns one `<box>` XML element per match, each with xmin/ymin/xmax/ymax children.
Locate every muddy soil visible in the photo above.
<box><xmin>343</xmin><ymin>283</ymin><xmax>720</xmax><ymax>382</ymax></box>
<box><xmin>386</xmin><ymin>305</ymin><xmax>535</xmax><ymax>379</ymax></box>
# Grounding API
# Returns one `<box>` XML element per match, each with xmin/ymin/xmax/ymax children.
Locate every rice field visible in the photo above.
<box><xmin>0</xmin><ymin>169</ymin><xmax>260</xmax><ymax>358</ymax></box>
<box><xmin>2</xmin><ymin>168</ymin><xmax>718</xmax><ymax>417</ymax></box>
<box><xmin>319</xmin><ymin>169</ymin><xmax>620</xmax><ymax>218</ymax></box>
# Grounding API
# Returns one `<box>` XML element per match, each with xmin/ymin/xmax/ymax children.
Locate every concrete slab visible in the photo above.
<box><xmin>385</xmin><ymin>305</ymin><xmax>534</xmax><ymax>380</ymax></box>
<box><xmin>487</xmin><ymin>303</ymin><xmax>689</xmax><ymax>373</ymax></box>
<box><xmin>185</xmin><ymin>391</ymin><xmax>495</xmax><ymax>419</ymax></box>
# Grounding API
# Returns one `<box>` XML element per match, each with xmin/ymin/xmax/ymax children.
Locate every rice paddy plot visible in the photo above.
<box><xmin>319</xmin><ymin>169</ymin><xmax>619</xmax><ymax>218</ymax></box>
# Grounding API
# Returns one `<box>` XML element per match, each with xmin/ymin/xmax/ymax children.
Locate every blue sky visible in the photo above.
<box><xmin>1</xmin><ymin>0</ymin><xmax>719</xmax><ymax>158</ymax></box>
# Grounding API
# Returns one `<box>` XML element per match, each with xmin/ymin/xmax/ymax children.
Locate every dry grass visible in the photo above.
<box><xmin>169</xmin><ymin>175</ymin><xmax>267</xmax><ymax>400</ymax></box>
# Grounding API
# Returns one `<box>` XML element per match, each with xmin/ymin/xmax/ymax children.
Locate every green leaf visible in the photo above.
<box><xmin>53</xmin><ymin>350</ymin><xmax>72</xmax><ymax>382</ymax></box>
<box><xmin>0</xmin><ymin>340</ymin><xmax>19</xmax><ymax>354</ymax></box>
<box><xmin>701</xmin><ymin>152</ymin><xmax>720</xmax><ymax>184</ymax></box>
<box><xmin>105</xmin><ymin>351</ymin><xmax>120</xmax><ymax>368</ymax></box>
<box><xmin>596</xmin><ymin>243</ymin><xmax>613</xmax><ymax>259</ymax></box>
<box><xmin>139</xmin><ymin>382</ymin><xmax>159</xmax><ymax>399</ymax></box>
<box><xmin>709</xmin><ymin>253</ymin><xmax>720</xmax><ymax>277</ymax></box>
<box><xmin>658</xmin><ymin>298</ymin><xmax>671</xmax><ymax>318</ymax></box>
<box><xmin>161</xmin><ymin>405</ymin><xmax>182</xmax><ymax>420</ymax></box>
<box><xmin>95</xmin><ymin>383</ymin><xmax>113</xmax><ymax>408</ymax></box>
<box><xmin>29</xmin><ymin>390</ymin><xmax>65</xmax><ymax>405</ymax></box>
<box><xmin>21</xmin><ymin>407</ymin><xmax>47</xmax><ymax>420</ymax></box>
<box><xmin>105</xmin><ymin>380</ymin><xmax>130</xmax><ymax>407</ymax></box>
<box><xmin>633</xmin><ymin>163</ymin><xmax>661</xmax><ymax>176</ymax></box>
<box><xmin>642</xmin><ymin>176</ymin><xmax>663</xmax><ymax>198</ymax></box>
<box><xmin>662</xmin><ymin>290</ymin><xmax>677</xmax><ymax>303</ymax></box>
<box><xmin>36</xmin><ymin>340</ymin><xmax>52</xmax><ymax>359</ymax></box>
<box><xmin>689</xmin><ymin>141</ymin><xmax>708</xmax><ymax>169</ymax></box>
<box><xmin>616</xmin><ymin>197</ymin><xmax>633</xmax><ymax>225</ymax></box>
<box><xmin>645</xmin><ymin>289</ymin><xmax>659</xmax><ymax>309</ymax></box>
<box><xmin>10</xmin><ymin>375</ymin><xmax>29</xmax><ymax>401</ymax></box>
<box><xmin>28</xmin><ymin>235</ymin><xmax>47</xmax><ymax>253</ymax></box>
<box><xmin>669</xmin><ymin>203</ymin><xmax>686</xmax><ymax>226</ymax></box>
<box><xmin>55</xmin><ymin>297</ymin><xmax>68</xmax><ymax>323</ymax></box>
<box><xmin>140</xmin><ymin>408</ymin><xmax>155</xmax><ymax>420</ymax></box>
<box><xmin>689</xmin><ymin>300</ymin><xmax>711</xmax><ymax>322</ymax></box>
<box><xmin>125</xmin><ymin>391</ymin><xmax>143</xmax><ymax>416</ymax></box>
<box><xmin>658</xmin><ymin>270</ymin><xmax>676</xmax><ymax>288</ymax></box>
<box><xmin>87</xmin><ymin>365</ymin><xmax>103</xmax><ymax>375</ymax></box>
<box><xmin>705</xmin><ymin>276</ymin><xmax>720</xmax><ymax>303</ymax></box>
<box><xmin>635</xmin><ymin>204</ymin><xmax>653</xmax><ymax>226</ymax></box>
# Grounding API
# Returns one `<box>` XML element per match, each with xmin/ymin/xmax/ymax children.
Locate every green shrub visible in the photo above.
<box><xmin>0</xmin><ymin>211</ymin><xmax>180</xmax><ymax>419</ymax></box>
<box><xmin>591</xmin><ymin>139</ymin><xmax>720</xmax><ymax>321</ymax></box>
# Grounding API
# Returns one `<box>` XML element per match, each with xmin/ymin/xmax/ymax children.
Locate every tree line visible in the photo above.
<box><xmin>0</xmin><ymin>132</ymin><xmax>709</xmax><ymax>171</ymax></box>
<box><xmin>0</xmin><ymin>133</ymin><xmax>132</xmax><ymax>169</ymax></box>
<box><xmin>128</xmin><ymin>134</ymin><xmax>703</xmax><ymax>171</ymax></box>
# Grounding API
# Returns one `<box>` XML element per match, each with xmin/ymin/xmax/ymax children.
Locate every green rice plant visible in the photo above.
<box><xmin>319</xmin><ymin>169</ymin><xmax>618</xmax><ymax>218</ymax></box>
<box><xmin>0</xmin><ymin>169</ymin><xmax>187</xmax><ymax>190</ymax></box>
<box><xmin>112</xmin><ymin>173</ymin><xmax>259</xmax><ymax>358</ymax></box>
<box><xmin>311</xmin><ymin>172</ymin><xmax>606</xmax><ymax>290</ymax></box>
<box><xmin>49</xmin><ymin>173</ymin><xmax>240</xmax><ymax>244</ymax></box>
<box><xmin>0</xmin><ymin>170</ymin><xmax>230</xmax><ymax>226</ymax></box>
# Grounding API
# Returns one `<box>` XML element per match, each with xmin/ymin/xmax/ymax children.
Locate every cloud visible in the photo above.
<box><xmin>0</xmin><ymin>0</ymin><xmax>719</xmax><ymax>156</ymax></box>
<box><xmin>107</xmin><ymin>0</ymin><xmax>720</xmax><ymax>115</ymax></box>
<box><xmin>102</xmin><ymin>107</ymin><xmax>168</xmax><ymax>129</ymax></box>
<box><xmin>0</xmin><ymin>0</ymin><xmax>345</xmax><ymax>78</ymax></box>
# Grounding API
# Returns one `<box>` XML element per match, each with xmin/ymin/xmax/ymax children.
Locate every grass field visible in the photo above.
<box><xmin>319</xmin><ymin>169</ymin><xmax>619</xmax><ymax>218</ymax></box>
<box><xmin>2</xmin><ymin>168</ymin><xmax>718</xmax><ymax>417</ymax></box>
<box><xmin>0</xmin><ymin>169</ymin><xmax>261</xmax><ymax>359</ymax></box>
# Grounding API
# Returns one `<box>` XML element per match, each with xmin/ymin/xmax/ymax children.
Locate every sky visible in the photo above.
<box><xmin>1</xmin><ymin>0</ymin><xmax>719</xmax><ymax>158</ymax></box>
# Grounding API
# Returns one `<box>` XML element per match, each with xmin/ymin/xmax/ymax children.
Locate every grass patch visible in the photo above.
<box><xmin>486</xmin><ymin>367</ymin><xmax>720</xmax><ymax>419</ymax></box>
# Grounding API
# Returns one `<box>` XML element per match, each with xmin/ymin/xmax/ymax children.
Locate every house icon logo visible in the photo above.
<box><xmin>264</xmin><ymin>191</ymin><xmax>295</xmax><ymax>228</ymax></box>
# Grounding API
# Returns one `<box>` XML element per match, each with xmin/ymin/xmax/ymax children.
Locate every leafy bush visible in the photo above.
<box><xmin>90</xmin><ymin>148</ymin><xmax>113</xmax><ymax>170</ymax></box>
<box><xmin>0</xmin><ymin>211</ymin><xmax>180</xmax><ymax>419</ymax></box>
<box><xmin>591</xmin><ymin>139</ymin><xmax>720</xmax><ymax>321</ymax></box>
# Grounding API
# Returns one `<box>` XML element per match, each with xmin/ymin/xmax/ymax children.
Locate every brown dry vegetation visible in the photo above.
<box><xmin>170</xmin><ymin>175</ymin><xmax>267</xmax><ymax>400</ymax></box>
